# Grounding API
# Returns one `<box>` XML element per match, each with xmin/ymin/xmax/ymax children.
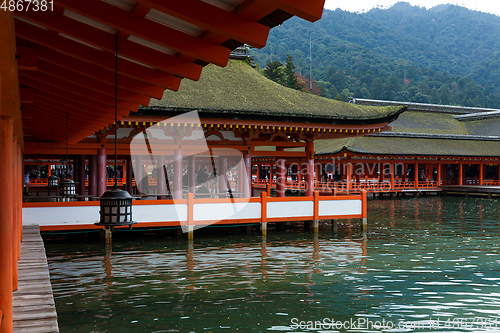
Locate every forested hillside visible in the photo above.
<box><xmin>250</xmin><ymin>2</ymin><xmax>500</xmax><ymax>108</ymax></box>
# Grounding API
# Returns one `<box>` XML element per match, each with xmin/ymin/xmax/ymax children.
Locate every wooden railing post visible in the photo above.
<box><xmin>361</xmin><ymin>189</ymin><xmax>367</xmax><ymax>231</ymax></box>
<box><xmin>187</xmin><ymin>192</ymin><xmax>194</xmax><ymax>242</ymax></box>
<box><xmin>261</xmin><ymin>191</ymin><xmax>267</xmax><ymax>236</ymax></box>
<box><xmin>0</xmin><ymin>116</ymin><xmax>14</xmax><ymax>333</ymax></box>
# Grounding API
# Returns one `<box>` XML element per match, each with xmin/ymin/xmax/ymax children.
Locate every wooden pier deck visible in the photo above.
<box><xmin>441</xmin><ymin>185</ymin><xmax>500</xmax><ymax>198</ymax></box>
<box><xmin>12</xmin><ymin>225</ymin><xmax>59</xmax><ymax>333</ymax></box>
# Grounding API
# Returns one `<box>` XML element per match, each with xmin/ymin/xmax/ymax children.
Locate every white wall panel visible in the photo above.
<box><xmin>267</xmin><ymin>201</ymin><xmax>313</xmax><ymax>219</ymax></box>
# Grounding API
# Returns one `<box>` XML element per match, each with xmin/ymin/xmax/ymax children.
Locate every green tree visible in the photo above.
<box><xmin>285</xmin><ymin>54</ymin><xmax>299</xmax><ymax>89</ymax></box>
<box><xmin>262</xmin><ymin>61</ymin><xmax>286</xmax><ymax>85</ymax></box>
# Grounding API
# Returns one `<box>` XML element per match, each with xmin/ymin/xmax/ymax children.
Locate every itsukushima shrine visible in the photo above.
<box><xmin>1</xmin><ymin>1</ymin><xmax>334</xmax><ymax>333</ymax></box>
<box><xmin>3</xmin><ymin>1</ymin><xmax>500</xmax><ymax>332</ymax></box>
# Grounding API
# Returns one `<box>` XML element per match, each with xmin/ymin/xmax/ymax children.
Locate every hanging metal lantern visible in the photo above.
<box><xmin>48</xmin><ymin>174</ymin><xmax>59</xmax><ymax>187</ymax></box>
<box><xmin>59</xmin><ymin>178</ymin><xmax>76</xmax><ymax>197</ymax></box>
<box><xmin>95</xmin><ymin>188</ymin><xmax>136</xmax><ymax>226</ymax></box>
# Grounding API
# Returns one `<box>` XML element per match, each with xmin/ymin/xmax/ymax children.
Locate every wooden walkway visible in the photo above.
<box><xmin>12</xmin><ymin>225</ymin><xmax>59</xmax><ymax>333</ymax></box>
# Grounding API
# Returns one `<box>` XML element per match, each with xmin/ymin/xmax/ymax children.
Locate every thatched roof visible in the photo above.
<box><xmin>315</xmin><ymin>106</ymin><xmax>500</xmax><ymax>157</ymax></box>
<box><xmin>144</xmin><ymin>60</ymin><xmax>404</xmax><ymax>124</ymax></box>
<box><xmin>315</xmin><ymin>136</ymin><xmax>500</xmax><ymax>157</ymax></box>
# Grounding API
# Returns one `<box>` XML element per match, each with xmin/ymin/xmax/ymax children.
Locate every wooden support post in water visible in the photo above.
<box><xmin>331</xmin><ymin>219</ymin><xmax>337</xmax><ymax>233</ymax></box>
<box><xmin>361</xmin><ymin>189</ymin><xmax>367</xmax><ymax>231</ymax></box>
<box><xmin>312</xmin><ymin>220</ymin><xmax>319</xmax><ymax>235</ymax></box>
<box><xmin>261</xmin><ymin>222</ymin><xmax>267</xmax><ymax>237</ymax></box>
<box><xmin>187</xmin><ymin>192</ymin><xmax>194</xmax><ymax>241</ymax></box>
<box><xmin>100</xmin><ymin>228</ymin><xmax>112</xmax><ymax>244</ymax></box>
<box><xmin>261</xmin><ymin>191</ymin><xmax>267</xmax><ymax>236</ymax></box>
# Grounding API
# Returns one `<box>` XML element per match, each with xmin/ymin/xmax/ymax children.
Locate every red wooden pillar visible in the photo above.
<box><xmin>188</xmin><ymin>156</ymin><xmax>196</xmax><ymax>196</ymax></box>
<box><xmin>0</xmin><ymin>117</ymin><xmax>14</xmax><ymax>333</ymax></box>
<box><xmin>269</xmin><ymin>163</ymin><xmax>274</xmax><ymax>185</ymax></box>
<box><xmin>458</xmin><ymin>162</ymin><xmax>463</xmax><ymax>186</ymax></box>
<box><xmin>11</xmin><ymin>136</ymin><xmax>18</xmax><ymax>292</ymax></box>
<box><xmin>134</xmin><ymin>155</ymin><xmax>143</xmax><ymax>194</ymax></box>
<box><xmin>89</xmin><ymin>155</ymin><xmax>97</xmax><ymax>197</ymax></box>
<box><xmin>276</xmin><ymin>148</ymin><xmax>285</xmax><ymax>197</ymax></box>
<box><xmin>346</xmin><ymin>162</ymin><xmax>352</xmax><ymax>192</ymax></box>
<box><xmin>173</xmin><ymin>149</ymin><xmax>183</xmax><ymax>200</ymax></box>
<box><xmin>256</xmin><ymin>164</ymin><xmax>261</xmax><ymax>183</ymax></box>
<box><xmin>97</xmin><ymin>148</ymin><xmax>107</xmax><ymax>197</ymax></box>
<box><xmin>243</xmin><ymin>151</ymin><xmax>252</xmax><ymax>198</ymax></box>
<box><xmin>219</xmin><ymin>156</ymin><xmax>228</xmax><ymax>197</ymax></box>
<box><xmin>276</xmin><ymin>158</ymin><xmax>286</xmax><ymax>197</ymax></box>
<box><xmin>157</xmin><ymin>155</ymin><xmax>166</xmax><ymax>199</ymax></box>
<box><xmin>126</xmin><ymin>156</ymin><xmax>133</xmax><ymax>195</ymax></box>
<box><xmin>414</xmin><ymin>162</ymin><xmax>419</xmax><ymax>188</ymax></box>
<box><xmin>78</xmin><ymin>155</ymin><xmax>86</xmax><ymax>196</ymax></box>
<box><xmin>479</xmin><ymin>163</ymin><xmax>484</xmax><ymax>185</ymax></box>
<box><xmin>437</xmin><ymin>162</ymin><xmax>442</xmax><ymax>186</ymax></box>
<box><xmin>305</xmin><ymin>141</ymin><xmax>314</xmax><ymax>197</ymax></box>
<box><xmin>390</xmin><ymin>161</ymin><xmax>395</xmax><ymax>189</ymax></box>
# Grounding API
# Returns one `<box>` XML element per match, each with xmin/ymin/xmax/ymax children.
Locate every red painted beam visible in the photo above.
<box><xmin>20</xmin><ymin>87</ymin><xmax>33</xmax><ymax>103</ymax></box>
<box><xmin>15</xmin><ymin>20</ymin><xmax>182</xmax><ymax>89</ymax></box>
<box><xmin>29</xmin><ymin>103</ymin><xmax>112</xmax><ymax>127</ymax></box>
<box><xmin>16</xmin><ymin>10</ymin><xmax>204</xmax><ymax>80</ymax></box>
<box><xmin>16</xmin><ymin>46</ymin><xmax>37</xmax><ymax>70</ymax></box>
<box><xmin>33</xmin><ymin>60</ymin><xmax>150</xmax><ymax>105</ymax></box>
<box><xmin>36</xmin><ymin>46</ymin><xmax>172</xmax><ymax>98</ymax></box>
<box><xmin>34</xmin><ymin>95</ymin><xmax>116</xmax><ymax>122</ymax></box>
<box><xmin>135</xmin><ymin>0</ymin><xmax>270</xmax><ymax>48</ymax></box>
<box><xmin>19</xmin><ymin>75</ymin><xmax>135</xmax><ymax>115</ymax></box>
<box><xmin>20</xmin><ymin>71</ymin><xmax>140</xmax><ymax>111</ymax></box>
<box><xmin>55</xmin><ymin>0</ymin><xmax>231</xmax><ymax>67</ymax></box>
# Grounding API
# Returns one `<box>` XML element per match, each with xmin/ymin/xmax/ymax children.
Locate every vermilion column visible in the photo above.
<box><xmin>11</xmin><ymin>137</ymin><xmax>18</xmax><ymax>291</ymax></box>
<box><xmin>219</xmin><ymin>157</ymin><xmax>228</xmax><ymax>197</ymax></box>
<box><xmin>390</xmin><ymin>161</ymin><xmax>395</xmax><ymax>189</ymax></box>
<box><xmin>414</xmin><ymin>162</ymin><xmax>419</xmax><ymax>188</ymax></box>
<box><xmin>156</xmin><ymin>155</ymin><xmax>166</xmax><ymax>199</ymax></box>
<box><xmin>97</xmin><ymin>148</ymin><xmax>107</xmax><ymax>196</ymax></box>
<box><xmin>89</xmin><ymin>155</ymin><xmax>97</xmax><ymax>197</ymax></box>
<box><xmin>134</xmin><ymin>155</ymin><xmax>143</xmax><ymax>194</ymax></box>
<box><xmin>126</xmin><ymin>156</ymin><xmax>133</xmax><ymax>195</ymax></box>
<box><xmin>276</xmin><ymin>158</ymin><xmax>286</xmax><ymax>197</ymax></box>
<box><xmin>458</xmin><ymin>162</ymin><xmax>463</xmax><ymax>186</ymax></box>
<box><xmin>78</xmin><ymin>155</ymin><xmax>86</xmax><ymax>196</ymax></box>
<box><xmin>0</xmin><ymin>117</ymin><xmax>14</xmax><ymax>333</ymax></box>
<box><xmin>243</xmin><ymin>151</ymin><xmax>252</xmax><ymax>198</ymax></box>
<box><xmin>173</xmin><ymin>149</ymin><xmax>183</xmax><ymax>200</ymax></box>
<box><xmin>305</xmin><ymin>141</ymin><xmax>314</xmax><ymax>197</ymax></box>
<box><xmin>276</xmin><ymin>148</ymin><xmax>285</xmax><ymax>197</ymax></box>
<box><xmin>479</xmin><ymin>163</ymin><xmax>484</xmax><ymax>185</ymax></box>
<box><xmin>188</xmin><ymin>156</ymin><xmax>196</xmax><ymax>196</ymax></box>
<box><xmin>437</xmin><ymin>162</ymin><xmax>442</xmax><ymax>186</ymax></box>
<box><xmin>346</xmin><ymin>162</ymin><xmax>352</xmax><ymax>192</ymax></box>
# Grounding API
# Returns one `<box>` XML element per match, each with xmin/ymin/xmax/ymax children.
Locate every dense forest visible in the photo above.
<box><xmin>250</xmin><ymin>2</ymin><xmax>500</xmax><ymax>108</ymax></box>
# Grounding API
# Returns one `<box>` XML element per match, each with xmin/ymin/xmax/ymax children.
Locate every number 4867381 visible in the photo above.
<box><xmin>1</xmin><ymin>0</ymin><xmax>54</xmax><ymax>11</ymax></box>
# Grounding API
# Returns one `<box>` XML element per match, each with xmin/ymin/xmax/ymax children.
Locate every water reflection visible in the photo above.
<box><xmin>45</xmin><ymin>197</ymin><xmax>500</xmax><ymax>332</ymax></box>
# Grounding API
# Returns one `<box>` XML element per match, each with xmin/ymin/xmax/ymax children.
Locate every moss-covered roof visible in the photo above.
<box><xmin>146</xmin><ymin>60</ymin><xmax>404</xmax><ymax>123</ymax></box>
<box><xmin>462</xmin><ymin>118</ymin><xmax>500</xmax><ymax>137</ymax></box>
<box><xmin>315</xmin><ymin>136</ymin><xmax>500</xmax><ymax>157</ymax></box>
<box><xmin>388</xmin><ymin>111</ymin><xmax>468</xmax><ymax>135</ymax></box>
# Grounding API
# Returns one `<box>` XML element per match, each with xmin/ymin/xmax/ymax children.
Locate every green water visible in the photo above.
<box><xmin>45</xmin><ymin>197</ymin><xmax>500</xmax><ymax>332</ymax></box>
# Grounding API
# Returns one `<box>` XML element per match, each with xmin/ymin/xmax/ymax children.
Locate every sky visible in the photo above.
<box><xmin>323</xmin><ymin>0</ymin><xmax>500</xmax><ymax>16</ymax></box>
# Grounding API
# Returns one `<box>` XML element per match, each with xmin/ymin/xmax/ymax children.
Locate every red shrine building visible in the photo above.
<box><xmin>2</xmin><ymin>2</ymin><xmax>334</xmax><ymax>332</ymax></box>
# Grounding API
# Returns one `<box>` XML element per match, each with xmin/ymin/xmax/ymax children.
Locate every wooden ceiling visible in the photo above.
<box><xmin>14</xmin><ymin>0</ymin><xmax>325</xmax><ymax>144</ymax></box>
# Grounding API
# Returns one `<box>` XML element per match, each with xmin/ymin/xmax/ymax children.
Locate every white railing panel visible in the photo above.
<box><xmin>267</xmin><ymin>201</ymin><xmax>313</xmax><ymax>219</ymax></box>
<box><xmin>22</xmin><ymin>206</ymin><xmax>99</xmax><ymax>226</ymax></box>
<box><xmin>193</xmin><ymin>202</ymin><xmax>261</xmax><ymax>221</ymax></box>
<box><xmin>134</xmin><ymin>204</ymin><xmax>187</xmax><ymax>223</ymax></box>
<box><xmin>319</xmin><ymin>199</ymin><xmax>362</xmax><ymax>217</ymax></box>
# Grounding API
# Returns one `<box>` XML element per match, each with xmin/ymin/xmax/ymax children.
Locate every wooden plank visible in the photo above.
<box><xmin>13</xmin><ymin>226</ymin><xmax>60</xmax><ymax>333</ymax></box>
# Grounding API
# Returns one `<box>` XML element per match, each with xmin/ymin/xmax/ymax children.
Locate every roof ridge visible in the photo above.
<box><xmin>371</xmin><ymin>131</ymin><xmax>500</xmax><ymax>141</ymax></box>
